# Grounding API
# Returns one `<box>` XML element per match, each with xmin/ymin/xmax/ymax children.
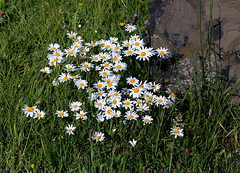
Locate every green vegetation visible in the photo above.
<box><xmin>0</xmin><ymin>0</ymin><xmax>239</xmax><ymax>172</ymax></box>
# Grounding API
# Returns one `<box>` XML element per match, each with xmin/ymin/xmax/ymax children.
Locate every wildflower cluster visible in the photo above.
<box><xmin>23</xmin><ymin>24</ymin><xmax>181</xmax><ymax>144</ymax></box>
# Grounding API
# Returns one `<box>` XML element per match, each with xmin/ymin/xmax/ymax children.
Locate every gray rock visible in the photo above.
<box><xmin>145</xmin><ymin>0</ymin><xmax>240</xmax><ymax>105</ymax></box>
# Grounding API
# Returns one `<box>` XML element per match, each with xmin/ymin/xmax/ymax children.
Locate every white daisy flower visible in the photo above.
<box><xmin>98</xmin><ymin>52</ymin><xmax>111</xmax><ymax>62</ymax></box>
<box><xmin>166</xmin><ymin>89</ymin><xmax>176</xmax><ymax>102</ymax></box>
<box><xmin>163</xmin><ymin>99</ymin><xmax>172</xmax><ymax>109</ymax></box>
<box><xmin>142</xmin><ymin>115</ymin><xmax>153</xmax><ymax>124</ymax></box>
<box><xmin>94</xmin><ymin>99</ymin><xmax>106</xmax><ymax>110</ymax></box>
<box><xmin>101</xmin><ymin>62</ymin><xmax>112</xmax><ymax>70</ymax></box>
<box><xmin>64</xmin><ymin>64</ymin><xmax>78</xmax><ymax>72</ymax></box>
<box><xmin>40</xmin><ymin>67</ymin><xmax>52</xmax><ymax>74</ymax></box>
<box><xmin>112</xmin><ymin>110</ymin><xmax>121</xmax><ymax>118</ymax></box>
<box><xmin>104</xmin><ymin>107</ymin><xmax>114</xmax><ymax>120</ymax></box>
<box><xmin>22</xmin><ymin>105</ymin><xmax>39</xmax><ymax>117</ymax></box>
<box><xmin>74</xmin><ymin>79</ymin><xmax>88</xmax><ymax>89</ymax></box>
<box><xmin>99</xmin><ymin>69</ymin><xmax>112</xmax><ymax>78</ymax></box>
<box><xmin>79</xmin><ymin>62</ymin><xmax>92</xmax><ymax>72</ymax></box>
<box><xmin>91</xmin><ymin>55</ymin><xmax>101</xmax><ymax>62</ymax></box>
<box><xmin>125</xmin><ymin>24</ymin><xmax>137</xmax><ymax>33</ymax></box>
<box><xmin>170</xmin><ymin>127</ymin><xmax>184</xmax><ymax>138</ymax></box>
<box><xmin>149</xmin><ymin>82</ymin><xmax>161</xmax><ymax>92</ymax></box>
<box><xmin>80</xmin><ymin>47</ymin><xmax>90</xmax><ymax>56</ymax></box>
<box><xmin>58</xmin><ymin>73</ymin><xmax>71</xmax><ymax>83</ymax></box>
<box><xmin>136</xmin><ymin>104</ymin><xmax>149</xmax><ymax>112</ymax></box>
<box><xmin>73</xmin><ymin>36</ymin><xmax>83</xmax><ymax>43</ymax></box>
<box><xmin>74</xmin><ymin>111</ymin><xmax>87</xmax><ymax>120</ymax></box>
<box><xmin>69</xmin><ymin>101</ymin><xmax>82</xmax><ymax>112</ymax></box>
<box><xmin>94</xmin><ymin>132</ymin><xmax>105</xmax><ymax>142</ymax></box>
<box><xmin>129</xmin><ymin>87</ymin><xmax>143</xmax><ymax>98</ymax></box>
<box><xmin>155</xmin><ymin>47</ymin><xmax>170</xmax><ymax>58</ymax></box>
<box><xmin>109</xmin><ymin>97</ymin><xmax>122</xmax><ymax>109</ymax></box>
<box><xmin>111</xmin><ymin>43</ymin><xmax>122</xmax><ymax>53</ymax></box>
<box><xmin>126</xmin><ymin>76</ymin><xmax>139</xmax><ymax>86</ymax></box>
<box><xmin>85</xmin><ymin>41</ymin><xmax>97</xmax><ymax>47</ymax></box>
<box><xmin>122</xmin><ymin>99</ymin><xmax>133</xmax><ymax>110</ymax></box>
<box><xmin>135</xmin><ymin>47</ymin><xmax>154</xmax><ymax>61</ymax></box>
<box><xmin>123</xmin><ymin>48</ymin><xmax>135</xmax><ymax>57</ymax></box>
<box><xmin>130</xmin><ymin>34</ymin><xmax>140</xmax><ymax>41</ymax></box>
<box><xmin>109</xmin><ymin>37</ymin><xmax>118</xmax><ymax>43</ymax></box>
<box><xmin>154</xmin><ymin>95</ymin><xmax>167</xmax><ymax>106</ymax></box>
<box><xmin>125</xmin><ymin>111</ymin><xmax>139</xmax><ymax>120</ymax></box>
<box><xmin>48</xmin><ymin>43</ymin><xmax>60</xmax><ymax>51</ymax></box>
<box><xmin>122</xmin><ymin>40</ymin><xmax>133</xmax><ymax>48</ymax></box>
<box><xmin>67</xmin><ymin>31</ymin><xmax>77</xmax><ymax>39</ymax></box>
<box><xmin>33</xmin><ymin>110</ymin><xmax>45</xmax><ymax>119</ymax></box>
<box><xmin>65</xmin><ymin>124</ymin><xmax>76</xmax><ymax>135</ymax></box>
<box><xmin>56</xmin><ymin>110</ymin><xmax>69</xmax><ymax>118</ymax></box>
<box><xmin>93</xmin><ymin>81</ymin><xmax>106</xmax><ymax>90</ymax></box>
<box><xmin>131</xmin><ymin>38</ymin><xmax>144</xmax><ymax>50</ymax></box>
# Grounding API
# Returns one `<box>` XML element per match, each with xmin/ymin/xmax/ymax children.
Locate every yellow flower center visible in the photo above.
<box><xmin>103</xmin><ymin>72</ymin><xmax>107</xmax><ymax>75</ymax></box>
<box><xmin>98</xmin><ymin>103</ymin><xmax>102</xmax><ymax>106</ymax></box>
<box><xmin>69</xmin><ymin>129</ymin><xmax>73</xmax><ymax>132</ymax></box>
<box><xmin>129</xmin><ymin>27</ymin><xmax>133</xmax><ymax>30</ymax></box>
<box><xmin>67</xmin><ymin>51</ymin><xmax>73</xmax><ymax>55</ymax></box>
<box><xmin>73</xmin><ymin>105</ymin><xmax>78</xmax><ymax>108</ymax></box>
<box><xmin>68</xmin><ymin>67</ymin><xmax>73</xmax><ymax>71</ymax></box>
<box><xmin>160</xmin><ymin>51</ymin><xmax>165</xmax><ymax>55</ymax></box>
<box><xmin>170</xmin><ymin>92</ymin><xmax>175</xmax><ymax>97</ymax></box>
<box><xmin>114</xmin><ymin>114</ymin><xmax>118</xmax><ymax>117</ymax></box>
<box><xmin>101</xmin><ymin>43</ymin><xmax>105</xmax><ymax>46</ymax></box>
<box><xmin>148</xmin><ymin>96</ymin><xmax>153</xmax><ymax>100</ymax></box>
<box><xmin>43</xmin><ymin>70</ymin><xmax>48</xmax><ymax>73</ymax></box>
<box><xmin>130</xmin><ymin>79</ymin><xmax>135</xmax><ymax>83</ymax></box>
<box><xmin>53</xmin><ymin>58</ymin><xmax>58</xmax><ymax>62</ymax></box>
<box><xmin>127</xmin><ymin>50</ymin><xmax>132</xmax><ymax>54</ymax></box>
<box><xmin>126</xmin><ymin>43</ymin><xmax>130</xmax><ymax>47</ymax></box>
<box><xmin>99</xmin><ymin>93</ymin><xmax>103</xmax><ymax>96</ymax></box>
<box><xmin>125</xmin><ymin>102</ymin><xmax>130</xmax><ymax>105</ymax></box>
<box><xmin>165</xmin><ymin>103</ymin><xmax>170</xmax><ymax>106</ymax></box>
<box><xmin>104</xmin><ymin>64</ymin><xmax>109</xmax><ymax>67</ymax></box>
<box><xmin>115</xmin><ymin>46</ymin><xmax>119</xmax><ymax>50</ymax></box>
<box><xmin>107</xmin><ymin>110</ymin><xmax>112</xmax><ymax>114</ymax></box>
<box><xmin>145</xmin><ymin>101</ymin><xmax>149</xmax><ymax>104</ymax></box>
<box><xmin>114</xmin><ymin>93</ymin><xmax>118</xmax><ymax>96</ymax></box>
<box><xmin>135</xmin><ymin>42</ymin><xmax>140</xmax><ymax>46</ymax></box>
<box><xmin>56</xmin><ymin>53</ymin><xmax>60</xmax><ymax>57</ymax></box>
<box><xmin>134</xmin><ymin>88</ymin><xmax>139</xmax><ymax>93</ymax></box>
<box><xmin>113</xmin><ymin>57</ymin><xmax>118</xmax><ymax>61</ymax></box>
<box><xmin>79</xmin><ymin>114</ymin><xmax>84</xmax><ymax>117</ymax></box>
<box><xmin>102</xmin><ymin>56</ymin><xmax>106</xmax><ymax>59</ymax></box>
<box><xmin>137</xmin><ymin>101</ymin><xmax>141</xmax><ymax>104</ymax></box>
<box><xmin>116</xmin><ymin>65</ymin><xmax>121</xmax><ymax>69</ymax></box>
<box><xmin>72</xmin><ymin>76</ymin><xmax>76</xmax><ymax>79</ymax></box>
<box><xmin>96</xmin><ymin>136</ymin><xmax>101</xmax><ymax>139</ymax></box>
<box><xmin>128</xmin><ymin>115</ymin><xmax>134</xmax><ymax>119</ymax></box>
<box><xmin>81</xmin><ymin>49</ymin><xmax>86</xmax><ymax>53</ymax></box>
<box><xmin>174</xmin><ymin>130</ymin><xmax>180</xmax><ymax>134</ymax></box>
<box><xmin>106</xmin><ymin>79</ymin><xmax>110</xmax><ymax>82</ymax></box>
<box><xmin>59</xmin><ymin>112</ymin><xmax>64</xmax><ymax>116</ymax></box>
<box><xmin>106</xmin><ymin>45</ymin><xmax>110</xmax><ymax>49</ymax></box>
<box><xmin>70</xmin><ymin>35</ymin><xmax>74</xmax><ymax>39</ymax></box>
<box><xmin>140</xmin><ymin>52</ymin><xmax>146</xmax><ymax>56</ymax></box>
<box><xmin>37</xmin><ymin>114</ymin><xmax>41</xmax><ymax>117</ymax></box>
<box><xmin>152</xmin><ymin>86</ymin><xmax>157</xmax><ymax>89</ymax></box>
<box><xmin>93</xmin><ymin>57</ymin><xmax>98</xmax><ymax>60</ymax></box>
<box><xmin>83</xmin><ymin>64</ymin><xmax>89</xmax><ymax>68</ymax></box>
<box><xmin>158</xmin><ymin>99</ymin><xmax>163</xmax><ymax>102</ymax></box>
<box><xmin>108</xmin><ymin>83</ymin><xmax>113</xmax><ymax>87</ymax></box>
<box><xmin>145</xmin><ymin>119</ymin><xmax>149</xmax><ymax>122</ymax></box>
<box><xmin>75</xmin><ymin>38</ymin><xmax>79</xmax><ymax>41</ymax></box>
<box><xmin>51</xmin><ymin>47</ymin><xmax>56</xmax><ymax>50</ymax></box>
<box><xmin>80</xmin><ymin>83</ymin><xmax>84</xmax><ymax>87</ymax></box>
<box><xmin>63</xmin><ymin>76</ymin><xmax>68</xmax><ymax>80</ymax></box>
<box><xmin>75</xmin><ymin>45</ymin><xmax>79</xmax><ymax>48</ymax></box>
<box><xmin>91</xmin><ymin>43</ymin><xmax>95</xmax><ymax>46</ymax></box>
<box><xmin>97</xmin><ymin>84</ymin><xmax>102</xmax><ymax>88</ymax></box>
<box><xmin>51</xmin><ymin>62</ymin><xmax>55</xmax><ymax>65</ymax></box>
<box><xmin>113</xmin><ymin>100</ymin><xmax>117</xmax><ymax>104</ymax></box>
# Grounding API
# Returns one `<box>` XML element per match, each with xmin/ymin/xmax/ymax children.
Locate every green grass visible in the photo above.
<box><xmin>0</xmin><ymin>0</ymin><xmax>240</xmax><ymax>172</ymax></box>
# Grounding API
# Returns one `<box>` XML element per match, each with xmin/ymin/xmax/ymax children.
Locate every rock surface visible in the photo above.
<box><xmin>145</xmin><ymin>0</ymin><xmax>240</xmax><ymax>105</ymax></box>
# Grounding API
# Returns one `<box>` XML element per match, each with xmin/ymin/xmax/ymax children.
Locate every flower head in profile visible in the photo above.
<box><xmin>129</xmin><ymin>139</ymin><xmax>137</xmax><ymax>147</ymax></box>
<box><xmin>65</xmin><ymin>124</ymin><xmax>76</xmax><ymax>135</ymax></box>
